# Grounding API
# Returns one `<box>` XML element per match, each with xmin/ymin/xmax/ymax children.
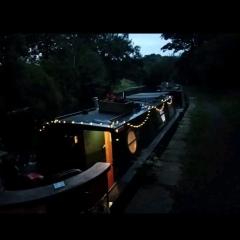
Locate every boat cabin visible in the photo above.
<box><xmin>37</xmin><ymin>90</ymin><xmax>175</xmax><ymax>190</ymax></box>
<box><xmin>0</xmin><ymin>85</ymin><xmax>186</xmax><ymax>213</ymax></box>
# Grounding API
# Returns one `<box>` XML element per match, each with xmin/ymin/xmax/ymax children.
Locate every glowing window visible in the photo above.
<box><xmin>127</xmin><ymin>130</ymin><xmax>137</xmax><ymax>154</ymax></box>
<box><xmin>74</xmin><ymin>136</ymin><xmax>78</xmax><ymax>144</ymax></box>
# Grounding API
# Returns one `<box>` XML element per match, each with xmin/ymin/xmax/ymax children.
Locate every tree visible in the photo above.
<box><xmin>0</xmin><ymin>33</ymin><xmax>142</xmax><ymax>118</ymax></box>
<box><xmin>161</xmin><ymin>33</ymin><xmax>240</xmax><ymax>88</ymax></box>
<box><xmin>141</xmin><ymin>54</ymin><xmax>178</xmax><ymax>86</ymax></box>
<box><xmin>161</xmin><ymin>33</ymin><xmax>219</xmax><ymax>53</ymax></box>
<box><xmin>0</xmin><ymin>34</ymin><xmax>29</xmax><ymax>113</ymax></box>
<box><xmin>93</xmin><ymin>34</ymin><xmax>142</xmax><ymax>86</ymax></box>
<box><xmin>18</xmin><ymin>63</ymin><xmax>63</xmax><ymax>119</ymax></box>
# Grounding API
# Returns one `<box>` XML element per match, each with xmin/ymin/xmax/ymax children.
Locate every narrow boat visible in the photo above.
<box><xmin>0</xmin><ymin>83</ymin><xmax>187</xmax><ymax>213</ymax></box>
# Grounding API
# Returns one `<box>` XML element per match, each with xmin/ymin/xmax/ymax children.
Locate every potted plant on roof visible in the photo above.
<box><xmin>99</xmin><ymin>90</ymin><xmax>135</xmax><ymax>114</ymax></box>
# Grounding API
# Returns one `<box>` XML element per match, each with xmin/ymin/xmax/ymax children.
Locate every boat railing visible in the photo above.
<box><xmin>56</xmin><ymin>107</ymin><xmax>96</xmax><ymax>120</ymax></box>
<box><xmin>0</xmin><ymin>162</ymin><xmax>110</xmax><ymax>210</ymax></box>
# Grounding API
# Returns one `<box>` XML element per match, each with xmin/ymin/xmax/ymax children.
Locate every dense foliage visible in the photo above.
<box><xmin>0</xmin><ymin>33</ymin><xmax>179</xmax><ymax>121</ymax></box>
<box><xmin>161</xmin><ymin>33</ymin><xmax>240</xmax><ymax>88</ymax></box>
<box><xmin>141</xmin><ymin>54</ymin><xmax>178</xmax><ymax>86</ymax></box>
<box><xmin>0</xmin><ymin>34</ymin><xmax>143</xmax><ymax>119</ymax></box>
<box><xmin>1</xmin><ymin>32</ymin><xmax>237</xmax><ymax>122</ymax></box>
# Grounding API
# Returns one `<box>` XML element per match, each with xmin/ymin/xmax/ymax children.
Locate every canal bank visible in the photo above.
<box><xmin>122</xmin><ymin>97</ymin><xmax>195</xmax><ymax>213</ymax></box>
<box><xmin>121</xmin><ymin>88</ymin><xmax>240</xmax><ymax>214</ymax></box>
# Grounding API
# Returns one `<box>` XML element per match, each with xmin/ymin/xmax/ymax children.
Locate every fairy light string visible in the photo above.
<box><xmin>39</xmin><ymin>96</ymin><xmax>173</xmax><ymax>132</ymax></box>
<box><xmin>126</xmin><ymin>96</ymin><xmax>172</xmax><ymax>129</ymax></box>
<box><xmin>127</xmin><ymin>110</ymin><xmax>151</xmax><ymax>129</ymax></box>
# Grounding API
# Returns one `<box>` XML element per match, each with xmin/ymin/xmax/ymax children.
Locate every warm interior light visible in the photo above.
<box><xmin>74</xmin><ymin>136</ymin><xmax>78</xmax><ymax>144</ymax></box>
<box><xmin>127</xmin><ymin>130</ymin><xmax>137</xmax><ymax>154</ymax></box>
<box><xmin>109</xmin><ymin>202</ymin><xmax>113</xmax><ymax>208</ymax></box>
<box><xmin>104</xmin><ymin>131</ymin><xmax>114</xmax><ymax>189</ymax></box>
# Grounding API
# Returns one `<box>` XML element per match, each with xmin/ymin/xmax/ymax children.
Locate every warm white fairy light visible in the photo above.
<box><xmin>127</xmin><ymin>110</ymin><xmax>152</xmax><ymax>129</ymax></box>
<box><xmin>155</xmin><ymin>103</ymin><xmax>165</xmax><ymax>112</ymax></box>
<box><xmin>42</xmin><ymin>95</ymin><xmax>173</xmax><ymax>131</ymax></box>
<box><xmin>167</xmin><ymin>96</ymin><xmax>172</xmax><ymax>105</ymax></box>
<box><xmin>123</xmin><ymin>96</ymin><xmax>172</xmax><ymax>129</ymax></box>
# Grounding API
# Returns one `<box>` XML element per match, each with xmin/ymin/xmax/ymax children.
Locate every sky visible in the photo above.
<box><xmin>129</xmin><ymin>34</ymin><xmax>175</xmax><ymax>56</ymax></box>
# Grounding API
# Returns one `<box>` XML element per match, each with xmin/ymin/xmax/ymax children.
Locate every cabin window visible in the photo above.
<box><xmin>127</xmin><ymin>130</ymin><xmax>137</xmax><ymax>154</ymax></box>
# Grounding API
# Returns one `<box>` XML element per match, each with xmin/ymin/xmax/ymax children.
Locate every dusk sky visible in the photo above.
<box><xmin>129</xmin><ymin>34</ymin><xmax>175</xmax><ymax>56</ymax></box>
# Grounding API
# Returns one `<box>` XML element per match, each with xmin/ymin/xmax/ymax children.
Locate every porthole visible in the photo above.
<box><xmin>127</xmin><ymin>129</ymin><xmax>137</xmax><ymax>154</ymax></box>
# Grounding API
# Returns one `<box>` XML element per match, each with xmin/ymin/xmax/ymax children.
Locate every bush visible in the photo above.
<box><xmin>113</xmin><ymin>78</ymin><xmax>138</xmax><ymax>92</ymax></box>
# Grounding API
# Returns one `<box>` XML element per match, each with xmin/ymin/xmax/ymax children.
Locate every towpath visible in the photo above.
<box><xmin>124</xmin><ymin>97</ymin><xmax>196</xmax><ymax>213</ymax></box>
<box><xmin>124</xmin><ymin>89</ymin><xmax>240</xmax><ymax>214</ymax></box>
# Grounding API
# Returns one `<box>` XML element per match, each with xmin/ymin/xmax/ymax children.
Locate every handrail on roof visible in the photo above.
<box><xmin>56</xmin><ymin>107</ymin><xmax>96</xmax><ymax>120</ymax></box>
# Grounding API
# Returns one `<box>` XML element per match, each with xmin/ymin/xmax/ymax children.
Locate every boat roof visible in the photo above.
<box><xmin>126</xmin><ymin>92</ymin><xmax>169</xmax><ymax>104</ymax></box>
<box><xmin>126</xmin><ymin>92</ymin><xmax>167</xmax><ymax>100</ymax></box>
<box><xmin>41</xmin><ymin>92</ymin><xmax>171</xmax><ymax>132</ymax></box>
<box><xmin>59</xmin><ymin>110</ymin><xmax>122</xmax><ymax>125</ymax></box>
<box><xmin>55</xmin><ymin>106</ymin><xmax>151</xmax><ymax>131</ymax></box>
